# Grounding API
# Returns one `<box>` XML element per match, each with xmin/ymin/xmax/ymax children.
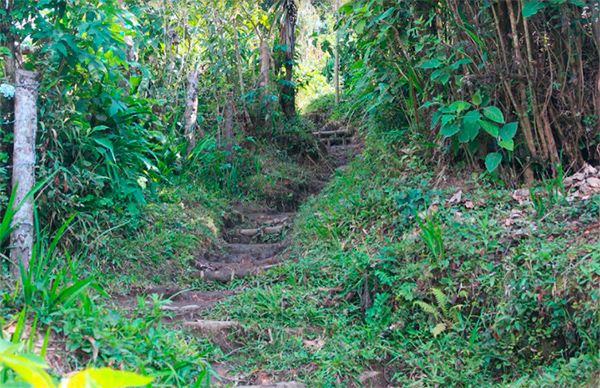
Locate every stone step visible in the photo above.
<box><xmin>225</xmin><ymin>243</ymin><xmax>285</xmax><ymax>255</ymax></box>
<box><xmin>313</xmin><ymin>129</ymin><xmax>352</xmax><ymax>138</ymax></box>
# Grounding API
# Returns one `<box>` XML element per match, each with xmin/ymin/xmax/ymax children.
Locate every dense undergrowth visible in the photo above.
<box><xmin>208</xmin><ymin>126</ymin><xmax>600</xmax><ymax>386</ymax></box>
<box><xmin>2</xmin><ymin>0</ymin><xmax>600</xmax><ymax>386</ymax></box>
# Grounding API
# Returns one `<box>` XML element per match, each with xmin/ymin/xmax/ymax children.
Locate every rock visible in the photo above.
<box><xmin>264</xmin><ymin>225</ymin><xmax>284</xmax><ymax>234</ymax></box>
<box><xmin>239</xmin><ymin>228</ymin><xmax>260</xmax><ymax>237</ymax></box>
<box><xmin>161</xmin><ymin>304</ymin><xmax>203</xmax><ymax>312</ymax></box>
<box><xmin>183</xmin><ymin>319</ymin><xmax>240</xmax><ymax>335</ymax></box>
<box><xmin>359</xmin><ymin>371</ymin><xmax>387</xmax><ymax>387</ymax></box>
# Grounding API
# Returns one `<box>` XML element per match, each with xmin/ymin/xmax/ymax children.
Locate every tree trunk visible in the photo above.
<box><xmin>223</xmin><ymin>94</ymin><xmax>234</xmax><ymax>161</ymax></box>
<box><xmin>10</xmin><ymin>69</ymin><xmax>38</xmax><ymax>274</ymax></box>
<box><xmin>184</xmin><ymin>68</ymin><xmax>200</xmax><ymax>155</ymax></box>
<box><xmin>259</xmin><ymin>39</ymin><xmax>270</xmax><ymax>104</ymax></box>
<box><xmin>279</xmin><ymin>0</ymin><xmax>297</xmax><ymax>119</ymax></box>
<box><xmin>233</xmin><ymin>25</ymin><xmax>253</xmax><ymax>132</ymax></box>
<box><xmin>334</xmin><ymin>0</ymin><xmax>340</xmax><ymax>105</ymax></box>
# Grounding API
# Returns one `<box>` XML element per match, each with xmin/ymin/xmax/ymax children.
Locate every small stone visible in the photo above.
<box><xmin>239</xmin><ymin>228</ymin><xmax>260</xmax><ymax>237</ymax></box>
<box><xmin>264</xmin><ymin>225</ymin><xmax>284</xmax><ymax>234</ymax></box>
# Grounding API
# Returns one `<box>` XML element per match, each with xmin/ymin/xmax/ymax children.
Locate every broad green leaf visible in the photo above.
<box><xmin>463</xmin><ymin>110</ymin><xmax>481</xmax><ymax>123</ymax></box>
<box><xmin>498</xmin><ymin>138</ymin><xmax>515</xmax><ymax>151</ymax></box>
<box><xmin>485</xmin><ymin>152</ymin><xmax>503</xmax><ymax>172</ymax></box>
<box><xmin>522</xmin><ymin>1</ymin><xmax>546</xmax><ymax>17</ymax></box>
<box><xmin>0</xmin><ymin>354</ymin><xmax>54</xmax><ymax>388</ymax></box>
<box><xmin>458</xmin><ymin>122</ymin><xmax>480</xmax><ymax>143</ymax></box>
<box><xmin>483</xmin><ymin>106</ymin><xmax>505</xmax><ymax>124</ymax></box>
<box><xmin>448</xmin><ymin>100</ymin><xmax>471</xmax><ymax>113</ymax></box>
<box><xmin>440</xmin><ymin>123</ymin><xmax>460</xmax><ymax>137</ymax></box>
<box><xmin>441</xmin><ymin>114</ymin><xmax>455</xmax><ymax>126</ymax></box>
<box><xmin>479</xmin><ymin>120</ymin><xmax>499</xmax><ymax>137</ymax></box>
<box><xmin>499</xmin><ymin>122</ymin><xmax>518</xmax><ymax>140</ymax></box>
<box><xmin>418</xmin><ymin>59</ymin><xmax>442</xmax><ymax>69</ymax></box>
<box><xmin>60</xmin><ymin>368</ymin><xmax>152</xmax><ymax>388</ymax></box>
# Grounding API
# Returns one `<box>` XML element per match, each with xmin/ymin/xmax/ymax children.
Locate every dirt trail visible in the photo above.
<box><xmin>123</xmin><ymin>120</ymin><xmax>359</xmax><ymax>386</ymax></box>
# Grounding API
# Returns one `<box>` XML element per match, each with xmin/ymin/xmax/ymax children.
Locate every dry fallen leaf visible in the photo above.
<box><xmin>447</xmin><ymin>190</ymin><xmax>462</xmax><ymax>205</ymax></box>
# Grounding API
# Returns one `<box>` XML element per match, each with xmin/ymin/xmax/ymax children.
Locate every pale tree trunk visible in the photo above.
<box><xmin>184</xmin><ymin>67</ymin><xmax>200</xmax><ymax>155</ymax></box>
<box><xmin>10</xmin><ymin>69</ymin><xmax>38</xmax><ymax>274</ymax></box>
<box><xmin>259</xmin><ymin>39</ymin><xmax>270</xmax><ymax>104</ymax></box>
<box><xmin>334</xmin><ymin>0</ymin><xmax>340</xmax><ymax>105</ymax></box>
<box><xmin>233</xmin><ymin>24</ymin><xmax>253</xmax><ymax>132</ymax></box>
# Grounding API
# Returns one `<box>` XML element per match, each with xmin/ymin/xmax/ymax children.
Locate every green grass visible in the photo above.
<box><xmin>205</xmin><ymin>134</ymin><xmax>600</xmax><ymax>386</ymax></box>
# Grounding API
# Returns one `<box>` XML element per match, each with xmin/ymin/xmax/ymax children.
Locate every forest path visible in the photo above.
<box><xmin>121</xmin><ymin>119</ymin><xmax>359</xmax><ymax>386</ymax></box>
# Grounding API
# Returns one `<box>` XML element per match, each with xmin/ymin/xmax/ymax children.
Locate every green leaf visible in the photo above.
<box><xmin>499</xmin><ymin>122</ymin><xmax>518</xmax><ymax>140</ymax></box>
<box><xmin>479</xmin><ymin>120</ymin><xmax>499</xmax><ymax>137</ymax></box>
<box><xmin>0</xmin><ymin>354</ymin><xmax>53</xmax><ymax>388</ymax></box>
<box><xmin>338</xmin><ymin>3</ymin><xmax>354</xmax><ymax>14</ymax></box>
<box><xmin>471</xmin><ymin>91</ymin><xmax>482</xmax><ymax>106</ymax></box>
<box><xmin>483</xmin><ymin>106</ymin><xmax>505</xmax><ymax>124</ymax></box>
<box><xmin>93</xmin><ymin>137</ymin><xmax>116</xmax><ymax>161</ymax></box>
<box><xmin>485</xmin><ymin>152</ymin><xmax>502</xmax><ymax>172</ymax></box>
<box><xmin>60</xmin><ymin>367</ymin><xmax>152</xmax><ymax>388</ymax></box>
<box><xmin>440</xmin><ymin>114</ymin><xmax>456</xmax><ymax>126</ymax></box>
<box><xmin>498</xmin><ymin>138</ymin><xmax>515</xmax><ymax>151</ymax></box>
<box><xmin>448</xmin><ymin>100</ymin><xmax>471</xmax><ymax>113</ymax></box>
<box><xmin>522</xmin><ymin>1</ymin><xmax>546</xmax><ymax>17</ymax></box>
<box><xmin>458</xmin><ymin>121</ymin><xmax>480</xmax><ymax>143</ymax></box>
<box><xmin>440</xmin><ymin>123</ymin><xmax>460</xmax><ymax>137</ymax></box>
<box><xmin>463</xmin><ymin>110</ymin><xmax>481</xmax><ymax>123</ymax></box>
<box><xmin>450</xmin><ymin>58</ymin><xmax>472</xmax><ymax>70</ymax></box>
<box><xmin>418</xmin><ymin>59</ymin><xmax>442</xmax><ymax>69</ymax></box>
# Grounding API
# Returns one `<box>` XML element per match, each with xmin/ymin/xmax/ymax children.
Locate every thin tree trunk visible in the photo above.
<box><xmin>506</xmin><ymin>0</ymin><xmax>539</xmax><ymax>162</ymax></box>
<box><xmin>10</xmin><ymin>69</ymin><xmax>38</xmax><ymax>274</ymax></box>
<box><xmin>233</xmin><ymin>25</ymin><xmax>253</xmax><ymax>132</ymax></box>
<box><xmin>334</xmin><ymin>0</ymin><xmax>340</xmax><ymax>105</ymax></box>
<box><xmin>259</xmin><ymin>39</ymin><xmax>270</xmax><ymax>104</ymax></box>
<box><xmin>184</xmin><ymin>68</ymin><xmax>200</xmax><ymax>155</ymax></box>
<box><xmin>223</xmin><ymin>93</ymin><xmax>234</xmax><ymax>160</ymax></box>
<box><xmin>279</xmin><ymin>0</ymin><xmax>297</xmax><ymax>119</ymax></box>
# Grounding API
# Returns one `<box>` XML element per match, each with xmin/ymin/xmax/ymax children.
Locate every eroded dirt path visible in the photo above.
<box><xmin>120</xmin><ymin>120</ymin><xmax>359</xmax><ymax>386</ymax></box>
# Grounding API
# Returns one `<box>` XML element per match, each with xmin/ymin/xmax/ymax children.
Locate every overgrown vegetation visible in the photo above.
<box><xmin>1</xmin><ymin>0</ymin><xmax>599</xmax><ymax>386</ymax></box>
<box><xmin>210</xmin><ymin>127</ymin><xmax>599</xmax><ymax>385</ymax></box>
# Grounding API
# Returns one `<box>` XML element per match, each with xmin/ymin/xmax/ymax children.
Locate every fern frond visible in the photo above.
<box><xmin>414</xmin><ymin>301</ymin><xmax>439</xmax><ymax>319</ymax></box>
<box><xmin>431</xmin><ymin>288</ymin><xmax>448</xmax><ymax>316</ymax></box>
<box><xmin>431</xmin><ymin>322</ymin><xmax>447</xmax><ymax>337</ymax></box>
